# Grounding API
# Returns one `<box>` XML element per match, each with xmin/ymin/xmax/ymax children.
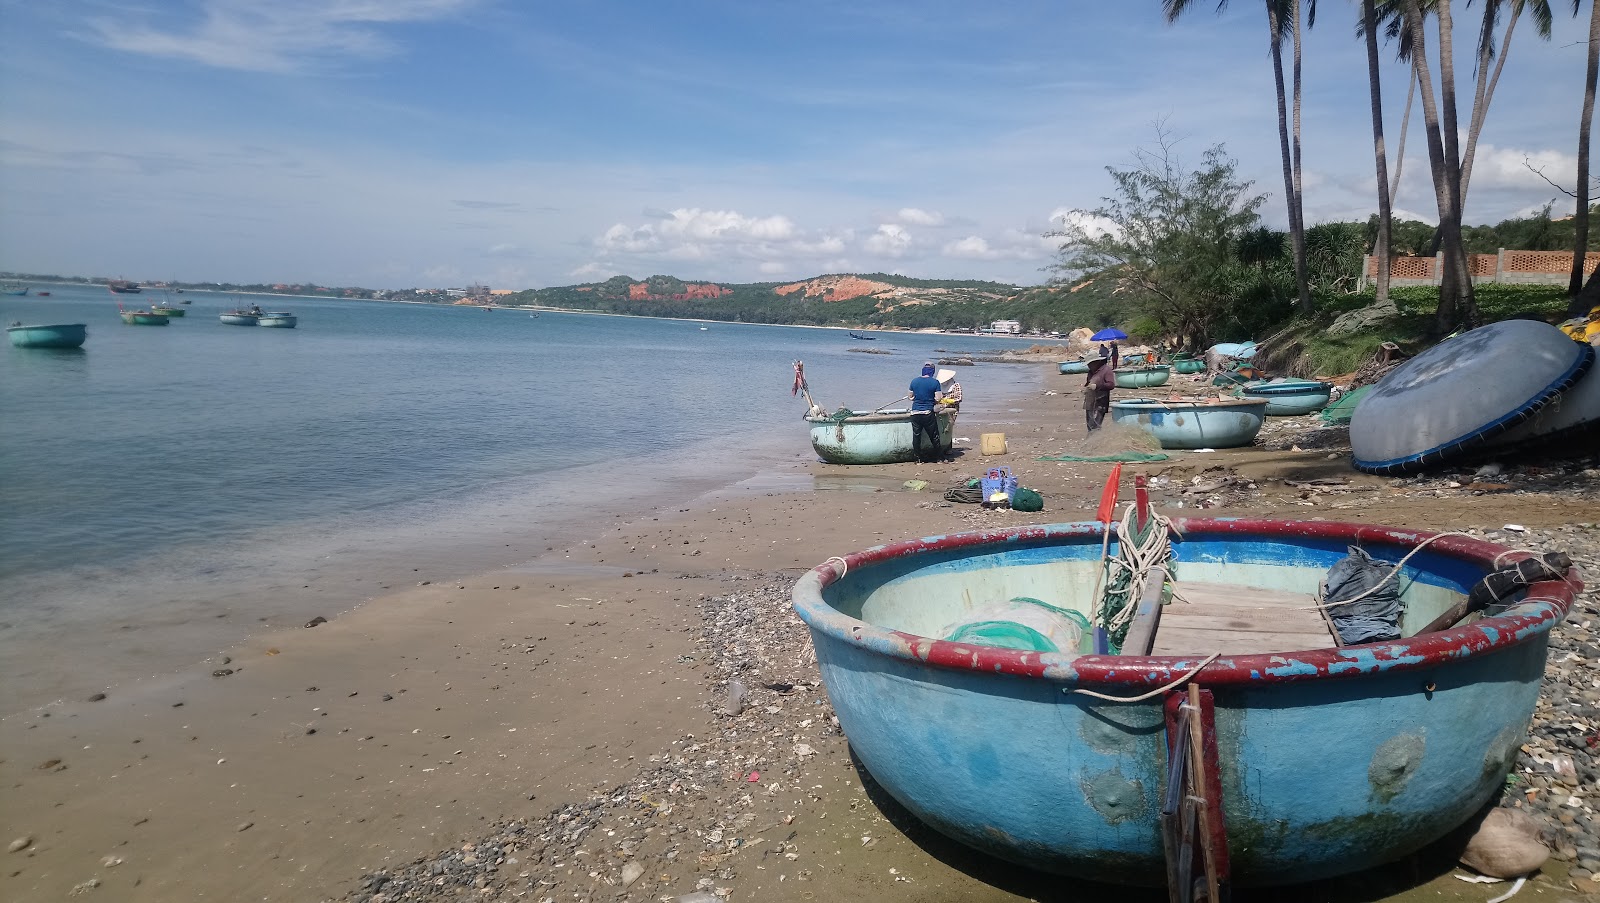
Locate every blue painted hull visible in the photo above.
<box><xmin>1113</xmin><ymin>366</ymin><xmax>1170</xmax><ymax>388</ymax></box>
<box><xmin>1059</xmin><ymin>360</ymin><xmax>1091</xmax><ymax>375</ymax></box>
<box><xmin>1110</xmin><ymin>398</ymin><xmax>1266</xmax><ymax>449</ymax></box>
<box><xmin>792</xmin><ymin>520</ymin><xmax>1577</xmax><ymax>886</ymax></box>
<box><xmin>807</xmin><ymin>409</ymin><xmax>956</xmax><ymax>464</ymax></box>
<box><xmin>1173</xmin><ymin>358</ymin><xmax>1206</xmax><ymax>374</ymax></box>
<box><xmin>7</xmin><ymin>323</ymin><xmax>87</xmax><ymax>348</ymax></box>
<box><xmin>1240</xmin><ymin>380</ymin><xmax>1334</xmax><ymax>416</ymax></box>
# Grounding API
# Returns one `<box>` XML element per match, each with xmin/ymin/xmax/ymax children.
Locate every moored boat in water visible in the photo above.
<box><xmin>220</xmin><ymin>307</ymin><xmax>262</xmax><ymax>326</ymax></box>
<box><xmin>1113</xmin><ymin>365</ymin><xmax>1171</xmax><ymax>389</ymax></box>
<box><xmin>806</xmin><ymin>409</ymin><xmax>957</xmax><ymax>464</ymax></box>
<box><xmin>150</xmin><ymin>305</ymin><xmax>186</xmax><ymax>318</ymax></box>
<box><xmin>106</xmin><ymin>280</ymin><xmax>142</xmax><ymax>294</ymax></box>
<box><xmin>3</xmin><ymin>283</ymin><xmax>28</xmax><ymax>296</ymax></box>
<box><xmin>792</xmin><ymin>519</ymin><xmax>1581</xmax><ymax>886</ymax></box>
<box><xmin>120</xmin><ymin>310</ymin><xmax>169</xmax><ymax>326</ymax></box>
<box><xmin>257</xmin><ymin>311</ymin><xmax>297</xmax><ymax>328</ymax></box>
<box><xmin>1110</xmin><ymin>396</ymin><xmax>1266</xmax><ymax>448</ymax></box>
<box><xmin>7</xmin><ymin>322</ymin><xmax>87</xmax><ymax>348</ymax></box>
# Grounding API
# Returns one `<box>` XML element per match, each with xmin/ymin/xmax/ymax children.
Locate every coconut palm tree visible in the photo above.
<box><xmin>1571</xmin><ymin>0</ymin><xmax>1600</xmax><ymax>299</ymax></box>
<box><xmin>1462</xmin><ymin>1</ymin><xmax>1554</xmax><ymax>202</ymax></box>
<box><xmin>1397</xmin><ymin>0</ymin><xmax>1477</xmax><ymax>332</ymax></box>
<box><xmin>1164</xmin><ymin>0</ymin><xmax>1314</xmax><ymax>314</ymax></box>
<box><xmin>1362</xmin><ymin>0</ymin><xmax>1396</xmax><ymax>306</ymax></box>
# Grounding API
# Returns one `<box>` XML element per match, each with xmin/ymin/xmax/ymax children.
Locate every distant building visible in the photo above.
<box><xmin>989</xmin><ymin>320</ymin><xmax>1022</xmax><ymax>334</ymax></box>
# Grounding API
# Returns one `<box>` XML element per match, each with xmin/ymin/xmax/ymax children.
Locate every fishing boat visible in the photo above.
<box><xmin>792</xmin><ymin>519</ymin><xmax>1580</xmax><ymax>887</ymax></box>
<box><xmin>1059</xmin><ymin>359</ymin><xmax>1094</xmax><ymax>375</ymax></box>
<box><xmin>150</xmin><ymin>305</ymin><xmax>186</xmax><ymax>318</ymax></box>
<box><xmin>848</xmin><ymin>331</ymin><xmax>878</xmax><ymax>341</ymax></box>
<box><xmin>1238</xmin><ymin>379</ymin><xmax>1333</xmax><ymax>416</ymax></box>
<box><xmin>1173</xmin><ymin>358</ymin><xmax>1206</xmax><ymax>375</ymax></box>
<box><xmin>3</xmin><ymin>283</ymin><xmax>28</xmax><ymax>296</ymax></box>
<box><xmin>219</xmin><ymin>308</ymin><xmax>261</xmax><ymax>326</ymax></box>
<box><xmin>107</xmin><ymin>280</ymin><xmax>142</xmax><ymax>294</ymax></box>
<box><xmin>1109</xmin><ymin>397</ymin><xmax>1267</xmax><ymax>449</ymax></box>
<box><xmin>37</xmin><ymin>291</ymin><xmax>51</xmax><ymax>297</ymax></box>
<box><xmin>7</xmin><ymin>322</ymin><xmax>87</xmax><ymax>349</ymax></box>
<box><xmin>120</xmin><ymin>310</ymin><xmax>169</xmax><ymax>326</ymax></box>
<box><xmin>806</xmin><ymin>409</ymin><xmax>957</xmax><ymax>464</ymax></box>
<box><xmin>257</xmin><ymin>311</ymin><xmax>297</xmax><ymax>328</ymax></box>
<box><xmin>1113</xmin><ymin>365</ymin><xmax>1171</xmax><ymax>389</ymax></box>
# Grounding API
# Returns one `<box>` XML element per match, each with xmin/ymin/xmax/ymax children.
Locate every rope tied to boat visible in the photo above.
<box><xmin>1094</xmin><ymin>502</ymin><xmax>1185</xmax><ymax>651</ymax></box>
<box><xmin>1070</xmin><ymin>652</ymin><xmax>1221</xmax><ymax>703</ymax></box>
<box><xmin>823</xmin><ymin>556</ymin><xmax>849</xmax><ymax>580</ymax></box>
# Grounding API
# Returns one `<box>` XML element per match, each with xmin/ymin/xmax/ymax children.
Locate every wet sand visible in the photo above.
<box><xmin>3</xmin><ymin>364</ymin><xmax>1597</xmax><ymax>902</ymax></box>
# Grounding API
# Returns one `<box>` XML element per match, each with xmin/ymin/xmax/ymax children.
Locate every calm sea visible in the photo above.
<box><xmin>0</xmin><ymin>284</ymin><xmax>1051</xmax><ymax>708</ymax></box>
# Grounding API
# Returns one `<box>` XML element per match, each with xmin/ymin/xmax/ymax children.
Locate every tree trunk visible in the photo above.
<box><xmin>1291</xmin><ymin>0</ymin><xmax>1310</xmax><ymax>310</ymax></box>
<box><xmin>1269</xmin><ymin>2</ymin><xmax>1313</xmax><ymax>314</ymax></box>
<box><xmin>1392</xmin><ymin>65</ymin><xmax>1416</xmax><ymax>204</ymax></box>
<box><xmin>1436</xmin><ymin>0</ymin><xmax>1479</xmax><ymax>329</ymax></box>
<box><xmin>1402</xmin><ymin>1</ymin><xmax>1460</xmax><ymax>333</ymax></box>
<box><xmin>1461</xmin><ymin>3</ymin><xmax>1520</xmax><ymax>204</ymax></box>
<box><xmin>1571</xmin><ymin>0</ymin><xmax>1600</xmax><ymax>305</ymax></box>
<box><xmin>1364</xmin><ymin>0</ymin><xmax>1394</xmax><ymax>306</ymax></box>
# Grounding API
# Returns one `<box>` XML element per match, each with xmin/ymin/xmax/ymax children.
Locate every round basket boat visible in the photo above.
<box><xmin>792</xmin><ymin>520</ymin><xmax>1580</xmax><ymax>886</ymax></box>
<box><xmin>1059</xmin><ymin>359</ymin><xmax>1093</xmax><ymax>375</ymax></box>
<box><xmin>1352</xmin><ymin>320</ymin><xmax>1593</xmax><ymax>474</ymax></box>
<box><xmin>1239</xmin><ymin>379</ymin><xmax>1334</xmax><ymax>416</ymax></box>
<box><xmin>1109</xmin><ymin>397</ymin><xmax>1266</xmax><ymax>449</ymax></box>
<box><xmin>1114</xmin><ymin>365</ymin><xmax>1171</xmax><ymax>389</ymax></box>
<box><xmin>1173</xmin><ymin>358</ymin><xmax>1207</xmax><ymax>374</ymax></box>
<box><xmin>806</xmin><ymin>409</ymin><xmax>957</xmax><ymax>464</ymax></box>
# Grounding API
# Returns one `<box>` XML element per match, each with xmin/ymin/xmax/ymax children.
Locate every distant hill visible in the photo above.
<box><xmin>505</xmin><ymin>272</ymin><xmax>1126</xmax><ymax>333</ymax></box>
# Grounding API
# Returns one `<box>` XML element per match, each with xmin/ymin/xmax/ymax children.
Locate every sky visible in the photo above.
<box><xmin>0</xmin><ymin>1</ymin><xmax>1592</xmax><ymax>289</ymax></box>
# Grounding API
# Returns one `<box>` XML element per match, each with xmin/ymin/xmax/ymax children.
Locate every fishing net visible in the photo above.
<box><xmin>1010</xmin><ymin>487</ymin><xmax>1044</xmax><ymax>512</ymax></box>
<box><xmin>827</xmin><ymin>408</ymin><xmax>858</xmax><ymax>422</ymax></box>
<box><xmin>1036</xmin><ymin>452</ymin><xmax>1171</xmax><ymax>463</ymax></box>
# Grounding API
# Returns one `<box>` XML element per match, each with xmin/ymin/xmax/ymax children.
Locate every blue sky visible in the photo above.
<box><xmin>0</xmin><ymin>1</ymin><xmax>1591</xmax><ymax>289</ymax></box>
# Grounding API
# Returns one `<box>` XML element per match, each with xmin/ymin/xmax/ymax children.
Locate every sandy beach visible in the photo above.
<box><xmin>4</xmin><ymin>359</ymin><xmax>1598</xmax><ymax>902</ymax></box>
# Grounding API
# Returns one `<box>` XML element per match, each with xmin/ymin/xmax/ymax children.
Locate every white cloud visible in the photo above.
<box><xmin>758</xmin><ymin>261</ymin><xmax>787</xmax><ymax>275</ymax></box>
<box><xmin>896</xmin><ymin>207</ymin><xmax>945</xmax><ymax>226</ymax></box>
<box><xmin>942</xmin><ymin>228</ymin><xmax>1058</xmax><ymax>261</ymax></box>
<box><xmin>1466</xmin><ymin>144</ymin><xmax>1577</xmax><ymax>193</ymax></box>
<box><xmin>1049</xmin><ymin>208</ymin><xmax>1121</xmax><ymax>240</ymax></box>
<box><xmin>595</xmin><ymin>208</ymin><xmax>852</xmax><ymax>268</ymax></box>
<box><xmin>862</xmin><ymin>224</ymin><xmax>913</xmax><ymax>257</ymax></box>
<box><xmin>84</xmin><ymin>0</ymin><xmax>473</xmax><ymax>73</ymax></box>
<box><xmin>569</xmin><ymin>261</ymin><xmax>615</xmax><ymax>278</ymax></box>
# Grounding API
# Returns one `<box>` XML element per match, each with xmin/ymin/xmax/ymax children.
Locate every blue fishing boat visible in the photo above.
<box><xmin>7</xmin><ymin>322</ymin><xmax>87</xmax><ymax>349</ymax></box>
<box><xmin>1110</xmin><ymin>397</ymin><xmax>1267</xmax><ymax>449</ymax></box>
<box><xmin>219</xmin><ymin>308</ymin><xmax>261</xmax><ymax>326</ymax></box>
<box><xmin>120</xmin><ymin>310</ymin><xmax>169</xmax><ymax>326</ymax></box>
<box><xmin>1173</xmin><ymin>358</ymin><xmax>1206</xmax><ymax>375</ymax></box>
<box><xmin>1113</xmin><ymin>365</ymin><xmax>1171</xmax><ymax>389</ymax></box>
<box><xmin>3</xmin><ymin>283</ymin><xmax>29</xmax><ymax>296</ymax></box>
<box><xmin>1059</xmin><ymin>359</ymin><xmax>1093</xmax><ymax>375</ymax></box>
<box><xmin>1239</xmin><ymin>379</ymin><xmax>1334</xmax><ymax>416</ymax></box>
<box><xmin>807</xmin><ymin>409</ymin><xmax>957</xmax><ymax>464</ymax></box>
<box><xmin>792</xmin><ymin>519</ymin><xmax>1580</xmax><ymax>887</ymax></box>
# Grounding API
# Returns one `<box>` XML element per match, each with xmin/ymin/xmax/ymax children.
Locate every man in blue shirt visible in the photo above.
<box><xmin>909</xmin><ymin>362</ymin><xmax>944</xmax><ymax>462</ymax></box>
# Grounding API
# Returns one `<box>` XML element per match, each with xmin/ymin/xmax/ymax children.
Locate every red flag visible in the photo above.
<box><xmin>1095</xmin><ymin>463</ymin><xmax>1123</xmax><ymax>524</ymax></box>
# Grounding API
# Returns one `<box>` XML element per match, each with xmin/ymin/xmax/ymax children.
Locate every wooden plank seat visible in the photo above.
<box><xmin>1146</xmin><ymin>580</ymin><xmax>1337</xmax><ymax>656</ymax></box>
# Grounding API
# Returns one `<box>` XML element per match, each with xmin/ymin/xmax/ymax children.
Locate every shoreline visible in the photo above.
<box><xmin>4</xmin><ymin>363</ymin><xmax>1596</xmax><ymax>902</ymax></box>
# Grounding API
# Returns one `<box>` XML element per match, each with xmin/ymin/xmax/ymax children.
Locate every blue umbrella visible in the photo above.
<box><xmin>1090</xmin><ymin>327</ymin><xmax>1128</xmax><ymax>342</ymax></box>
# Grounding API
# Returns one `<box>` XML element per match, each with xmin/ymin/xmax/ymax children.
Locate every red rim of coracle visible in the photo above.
<box><xmin>791</xmin><ymin>518</ymin><xmax>1582</xmax><ymax>689</ymax></box>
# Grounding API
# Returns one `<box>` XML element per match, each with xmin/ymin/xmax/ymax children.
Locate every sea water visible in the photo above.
<box><xmin>1</xmin><ymin>285</ymin><xmax>1051</xmax><ymax>708</ymax></box>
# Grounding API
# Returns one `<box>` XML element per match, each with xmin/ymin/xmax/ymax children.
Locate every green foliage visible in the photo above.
<box><xmin>1049</xmin><ymin>132</ymin><xmax>1275</xmax><ymax>348</ymax></box>
<box><xmin>1304</xmin><ymin>221</ymin><xmax>1367</xmax><ymax>293</ymax></box>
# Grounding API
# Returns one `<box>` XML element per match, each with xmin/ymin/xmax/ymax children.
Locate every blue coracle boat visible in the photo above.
<box><xmin>807</xmin><ymin>409</ymin><xmax>956</xmax><ymax>464</ymax></box>
<box><xmin>1239</xmin><ymin>379</ymin><xmax>1334</xmax><ymax>416</ymax></box>
<box><xmin>1110</xmin><ymin>397</ymin><xmax>1266</xmax><ymax>449</ymax></box>
<box><xmin>7</xmin><ymin>323</ymin><xmax>88</xmax><ymax>349</ymax></box>
<box><xmin>792</xmin><ymin>519</ymin><xmax>1580</xmax><ymax>886</ymax></box>
<box><xmin>1114</xmin><ymin>365</ymin><xmax>1171</xmax><ymax>388</ymax></box>
<box><xmin>1059</xmin><ymin>359</ymin><xmax>1092</xmax><ymax>375</ymax></box>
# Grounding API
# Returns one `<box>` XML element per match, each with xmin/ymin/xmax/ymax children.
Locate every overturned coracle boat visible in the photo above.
<box><xmin>792</xmin><ymin>518</ymin><xmax>1580</xmax><ymax>890</ymax></box>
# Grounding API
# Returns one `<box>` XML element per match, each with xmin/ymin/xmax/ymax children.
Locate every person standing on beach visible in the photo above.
<box><xmin>909</xmin><ymin>362</ymin><xmax>944</xmax><ymax>462</ymax></box>
<box><xmin>1084</xmin><ymin>358</ymin><xmax>1115</xmax><ymax>431</ymax></box>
